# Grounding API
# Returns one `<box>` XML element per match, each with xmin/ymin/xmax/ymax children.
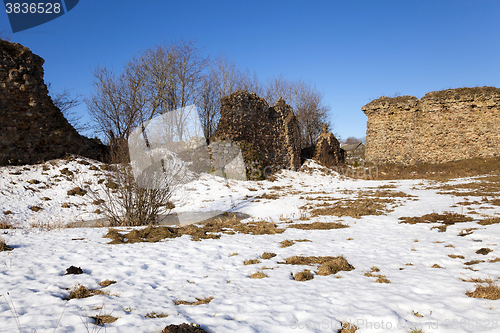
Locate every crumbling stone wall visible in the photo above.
<box><xmin>313</xmin><ymin>123</ymin><xmax>345</xmax><ymax>167</ymax></box>
<box><xmin>0</xmin><ymin>39</ymin><xmax>106</xmax><ymax>165</ymax></box>
<box><xmin>362</xmin><ymin>87</ymin><xmax>500</xmax><ymax>165</ymax></box>
<box><xmin>213</xmin><ymin>90</ymin><xmax>302</xmax><ymax>178</ymax></box>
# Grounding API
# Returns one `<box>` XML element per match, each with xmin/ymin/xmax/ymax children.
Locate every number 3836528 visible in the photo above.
<box><xmin>5</xmin><ymin>2</ymin><xmax>61</xmax><ymax>14</ymax></box>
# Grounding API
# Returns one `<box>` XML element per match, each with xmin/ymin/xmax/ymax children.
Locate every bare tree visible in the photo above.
<box><xmin>197</xmin><ymin>54</ymin><xmax>246</xmax><ymax>138</ymax></box>
<box><xmin>345</xmin><ymin>137</ymin><xmax>363</xmax><ymax>145</ymax></box>
<box><xmin>263</xmin><ymin>77</ymin><xmax>331</xmax><ymax>148</ymax></box>
<box><xmin>48</xmin><ymin>83</ymin><xmax>90</xmax><ymax>133</ymax></box>
<box><xmin>294</xmin><ymin>81</ymin><xmax>331</xmax><ymax>147</ymax></box>
<box><xmin>0</xmin><ymin>30</ymin><xmax>11</xmax><ymax>41</ymax></box>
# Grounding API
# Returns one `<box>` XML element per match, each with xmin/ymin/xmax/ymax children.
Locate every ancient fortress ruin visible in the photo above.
<box><xmin>362</xmin><ymin>87</ymin><xmax>500</xmax><ymax>165</ymax></box>
<box><xmin>0</xmin><ymin>39</ymin><xmax>105</xmax><ymax>165</ymax></box>
<box><xmin>213</xmin><ymin>90</ymin><xmax>302</xmax><ymax>177</ymax></box>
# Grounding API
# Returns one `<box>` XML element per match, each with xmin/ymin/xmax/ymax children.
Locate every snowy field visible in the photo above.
<box><xmin>1</xmin><ymin>157</ymin><xmax>499</xmax><ymax>333</ymax></box>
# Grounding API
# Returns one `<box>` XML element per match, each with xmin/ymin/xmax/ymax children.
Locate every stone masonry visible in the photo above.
<box><xmin>362</xmin><ymin>87</ymin><xmax>500</xmax><ymax>165</ymax></box>
<box><xmin>313</xmin><ymin>123</ymin><xmax>345</xmax><ymax>167</ymax></box>
<box><xmin>213</xmin><ymin>90</ymin><xmax>302</xmax><ymax>178</ymax></box>
<box><xmin>0</xmin><ymin>39</ymin><xmax>106</xmax><ymax>165</ymax></box>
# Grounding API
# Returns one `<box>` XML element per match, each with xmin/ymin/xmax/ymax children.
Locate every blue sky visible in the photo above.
<box><xmin>1</xmin><ymin>0</ymin><xmax>499</xmax><ymax>140</ymax></box>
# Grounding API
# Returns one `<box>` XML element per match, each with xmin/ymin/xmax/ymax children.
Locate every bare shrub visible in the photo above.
<box><xmin>85</xmin><ymin>142</ymin><xmax>175</xmax><ymax>226</ymax></box>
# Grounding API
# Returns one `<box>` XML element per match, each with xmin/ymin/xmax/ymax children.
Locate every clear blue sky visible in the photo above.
<box><xmin>1</xmin><ymin>0</ymin><xmax>499</xmax><ymax>140</ymax></box>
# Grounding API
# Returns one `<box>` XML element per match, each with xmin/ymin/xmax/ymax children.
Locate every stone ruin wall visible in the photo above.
<box><xmin>213</xmin><ymin>90</ymin><xmax>302</xmax><ymax>178</ymax></box>
<box><xmin>362</xmin><ymin>87</ymin><xmax>500</xmax><ymax>165</ymax></box>
<box><xmin>0</xmin><ymin>39</ymin><xmax>106</xmax><ymax>166</ymax></box>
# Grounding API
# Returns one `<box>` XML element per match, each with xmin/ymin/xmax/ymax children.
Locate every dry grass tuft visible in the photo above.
<box><xmin>338</xmin><ymin>321</ymin><xmax>358</xmax><ymax>333</ymax></box>
<box><xmin>476</xmin><ymin>248</ymin><xmax>493</xmax><ymax>255</ymax></box>
<box><xmin>103</xmin><ymin>215</ymin><xmax>285</xmax><ymax>244</ymax></box>
<box><xmin>367</xmin><ymin>157</ymin><xmax>500</xmax><ymax>181</ymax></box>
<box><xmin>316</xmin><ymin>256</ymin><xmax>355</xmax><ymax>276</ymax></box>
<box><xmin>464</xmin><ymin>260</ymin><xmax>485</xmax><ymax>265</ymax></box>
<box><xmin>364</xmin><ymin>267</ymin><xmax>391</xmax><ymax>283</ymax></box>
<box><xmin>309</xmin><ymin>198</ymin><xmax>394</xmax><ymax>218</ymax></box>
<box><xmin>261</xmin><ymin>252</ymin><xmax>277</xmax><ymax>260</ymax></box>
<box><xmin>0</xmin><ymin>237</ymin><xmax>12</xmax><ymax>251</ymax></box>
<box><xmin>466</xmin><ymin>279</ymin><xmax>500</xmax><ymax>300</ymax></box>
<box><xmin>478</xmin><ymin>217</ymin><xmax>500</xmax><ymax>225</ymax></box>
<box><xmin>174</xmin><ymin>297</ymin><xmax>213</xmax><ymax>306</ymax></box>
<box><xmin>66</xmin><ymin>284</ymin><xmax>111</xmax><ymax>300</ymax></box>
<box><xmin>280</xmin><ymin>240</ymin><xmax>295</xmax><ymax>248</ymax></box>
<box><xmin>398</xmin><ymin>212</ymin><xmax>473</xmax><ymax>231</ymax></box>
<box><xmin>145</xmin><ymin>311</ymin><xmax>169</xmax><ymax>318</ymax></box>
<box><xmin>488</xmin><ymin>257</ymin><xmax>500</xmax><ymax>263</ymax></box>
<box><xmin>92</xmin><ymin>315</ymin><xmax>118</xmax><ymax>325</ymax></box>
<box><xmin>431</xmin><ymin>264</ymin><xmax>444</xmax><ymax>268</ymax></box>
<box><xmin>293</xmin><ymin>269</ymin><xmax>314</xmax><ymax>281</ymax></box>
<box><xmin>98</xmin><ymin>280</ymin><xmax>117</xmax><ymax>287</ymax></box>
<box><xmin>288</xmin><ymin>222</ymin><xmax>349</xmax><ymax>230</ymax></box>
<box><xmin>282</xmin><ymin>255</ymin><xmax>354</xmax><ymax>276</ymax></box>
<box><xmin>0</xmin><ymin>218</ymin><xmax>14</xmax><ymax>229</ymax></box>
<box><xmin>448</xmin><ymin>254</ymin><xmax>465</xmax><ymax>259</ymax></box>
<box><xmin>244</xmin><ymin>259</ymin><xmax>261</xmax><ymax>265</ymax></box>
<box><xmin>250</xmin><ymin>271</ymin><xmax>268</xmax><ymax>279</ymax></box>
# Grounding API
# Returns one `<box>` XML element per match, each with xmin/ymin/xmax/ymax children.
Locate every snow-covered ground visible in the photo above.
<box><xmin>1</xmin><ymin>157</ymin><xmax>499</xmax><ymax>333</ymax></box>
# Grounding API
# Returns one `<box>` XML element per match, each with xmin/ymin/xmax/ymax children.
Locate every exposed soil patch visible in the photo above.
<box><xmin>476</xmin><ymin>248</ymin><xmax>493</xmax><ymax>255</ymax></box>
<box><xmin>398</xmin><ymin>212</ymin><xmax>473</xmax><ymax>232</ymax></box>
<box><xmin>174</xmin><ymin>297</ymin><xmax>213</xmax><ymax>306</ymax></box>
<box><xmin>65</xmin><ymin>266</ymin><xmax>83</xmax><ymax>275</ymax></box>
<box><xmin>162</xmin><ymin>323</ymin><xmax>207</xmax><ymax>333</ymax></box>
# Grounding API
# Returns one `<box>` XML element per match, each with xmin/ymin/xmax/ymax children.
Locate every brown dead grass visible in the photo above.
<box><xmin>366</xmin><ymin>157</ymin><xmax>500</xmax><ymax>181</ymax></box>
<box><xmin>309</xmin><ymin>198</ymin><xmax>394</xmax><ymax>218</ymax></box>
<box><xmin>174</xmin><ymin>297</ymin><xmax>213</xmax><ymax>306</ymax></box>
<box><xmin>288</xmin><ymin>222</ymin><xmax>349</xmax><ymax>230</ymax></box>
<box><xmin>0</xmin><ymin>219</ymin><xmax>14</xmax><ymax>229</ymax></box>
<box><xmin>104</xmin><ymin>215</ymin><xmax>285</xmax><ymax>244</ymax></box>
<box><xmin>244</xmin><ymin>259</ymin><xmax>261</xmax><ymax>265</ymax></box>
<box><xmin>92</xmin><ymin>315</ymin><xmax>118</xmax><ymax>325</ymax></box>
<box><xmin>448</xmin><ymin>254</ymin><xmax>465</xmax><ymax>259</ymax></box>
<box><xmin>364</xmin><ymin>267</ymin><xmax>391</xmax><ymax>283</ymax></box>
<box><xmin>98</xmin><ymin>280</ymin><xmax>117</xmax><ymax>287</ymax></box>
<box><xmin>66</xmin><ymin>284</ymin><xmax>111</xmax><ymax>300</ymax></box>
<box><xmin>145</xmin><ymin>311</ymin><xmax>169</xmax><ymax>318</ymax></box>
<box><xmin>488</xmin><ymin>257</ymin><xmax>500</xmax><ymax>263</ymax></box>
<box><xmin>261</xmin><ymin>252</ymin><xmax>277</xmax><ymax>260</ymax></box>
<box><xmin>282</xmin><ymin>255</ymin><xmax>354</xmax><ymax>276</ymax></box>
<box><xmin>280</xmin><ymin>240</ymin><xmax>295</xmax><ymax>248</ymax></box>
<box><xmin>250</xmin><ymin>271</ymin><xmax>268</xmax><ymax>279</ymax></box>
<box><xmin>0</xmin><ymin>237</ymin><xmax>12</xmax><ymax>251</ymax></box>
<box><xmin>466</xmin><ymin>279</ymin><xmax>500</xmax><ymax>300</ymax></box>
<box><xmin>476</xmin><ymin>248</ymin><xmax>493</xmax><ymax>255</ymax></box>
<box><xmin>464</xmin><ymin>260</ymin><xmax>485</xmax><ymax>265</ymax></box>
<box><xmin>431</xmin><ymin>264</ymin><xmax>444</xmax><ymax>268</ymax></box>
<box><xmin>338</xmin><ymin>322</ymin><xmax>358</xmax><ymax>333</ymax></box>
<box><xmin>477</xmin><ymin>217</ymin><xmax>500</xmax><ymax>225</ymax></box>
<box><xmin>293</xmin><ymin>269</ymin><xmax>314</xmax><ymax>281</ymax></box>
<box><xmin>398</xmin><ymin>212</ymin><xmax>473</xmax><ymax>231</ymax></box>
